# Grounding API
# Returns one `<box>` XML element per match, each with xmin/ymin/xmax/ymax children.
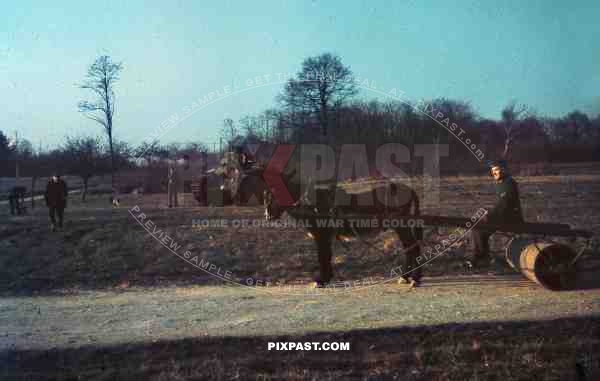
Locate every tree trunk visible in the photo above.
<box><xmin>502</xmin><ymin>138</ymin><xmax>511</xmax><ymax>160</ymax></box>
<box><xmin>109</xmin><ymin>132</ymin><xmax>115</xmax><ymax>191</ymax></box>
<box><xmin>320</xmin><ymin>97</ymin><xmax>328</xmax><ymax>136</ymax></box>
<box><xmin>31</xmin><ymin>176</ymin><xmax>37</xmax><ymax>209</ymax></box>
<box><xmin>82</xmin><ymin>177</ymin><xmax>89</xmax><ymax>202</ymax></box>
<box><xmin>433</xmin><ymin>133</ymin><xmax>441</xmax><ymax>172</ymax></box>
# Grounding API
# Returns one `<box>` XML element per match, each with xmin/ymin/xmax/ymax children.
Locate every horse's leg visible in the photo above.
<box><xmin>396</xmin><ymin>227</ymin><xmax>422</xmax><ymax>285</ymax></box>
<box><xmin>313</xmin><ymin>230</ymin><xmax>334</xmax><ymax>286</ymax></box>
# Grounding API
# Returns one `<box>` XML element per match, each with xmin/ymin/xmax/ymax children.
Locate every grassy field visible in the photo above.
<box><xmin>2</xmin><ymin>173</ymin><xmax>599</xmax><ymax>295</ymax></box>
<box><xmin>1</xmin><ymin>172</ymin><xmax>599</xmax><ymax>379</ymax></box>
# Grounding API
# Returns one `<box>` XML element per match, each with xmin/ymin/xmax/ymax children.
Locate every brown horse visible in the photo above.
<box><xmin>264</xmin><ymin>178</ymin><xmax>423</xmax><ymax>287</ymax></box>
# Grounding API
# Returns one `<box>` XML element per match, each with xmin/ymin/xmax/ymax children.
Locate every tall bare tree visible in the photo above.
<box><xmin>78</xmin><ymin>55</ymin><xmax>123</xmax><ymax>189</ymax></box>
<box><xmin>500</xmin><ymin>101</ymin><xmax>530</xmax><ymax>160</ymax></box>
<box><xmin>279</xmin><ymin>53</ymin><xmax>357</xmax><ymax>137</ymax></box>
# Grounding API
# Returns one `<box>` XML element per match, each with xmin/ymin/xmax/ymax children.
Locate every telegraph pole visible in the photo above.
<box><xmin>224</xmin><ymin>118</ymin><xmax>234</xmax><ymax>152</ymax></box>
<box><xmin>14</xmin><ymin>130</ymin><xmax>19</xmax><ymax>182</ymax></box>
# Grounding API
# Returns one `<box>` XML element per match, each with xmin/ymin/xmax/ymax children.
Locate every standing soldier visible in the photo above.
<box><xmin>167</xmin><ymin>155</ymin><xmax>191</xmax><ymax>208</ymax></box>
<box><xmin>167</xmin><ymin>164</ymin><xmax>178</xmax><ymax>208</ymax></box>
<box><xmin>45</xmin><ymin>174</ymin><xmax>68</xmax><ymax>232</ymax></box>
<box><xmin>471</xmin><ymin>160</ymin><xmax>524</xmax><ymax>266</ymax></box>
<box><xmin>8</xmin><ymin>188</ymin><xmax>16</xmax><ymax>216</ymax></box>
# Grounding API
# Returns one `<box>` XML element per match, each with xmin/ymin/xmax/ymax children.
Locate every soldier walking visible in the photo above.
<box><xmin>471</xmin><ymin>160</ymin><xmax>524</xmax><ymax>267</ymax></box>
<box><xmin>167</xmin><ymin>155</ymin><xmax>192</xmax><ymax>208</ymax></box>
<box><xmin>45</xmin><ymin>174</ymin><xmax>68</xmax><ymax>231</ymax></box>
<box><xmin>8</xmin><ymin>186</ymin><xmax>26</xmax><ymax>215</ymax></box>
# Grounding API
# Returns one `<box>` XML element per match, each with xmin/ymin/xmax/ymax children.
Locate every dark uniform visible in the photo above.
<box><xmin>472</xmin><ymin>162</ymin><xmax>523</xmax><ymax>262</ymax></box>
<box><xmin>167</xmin><ymin>165</ymin><xmax>178</xmax><ymax>207</ymax></box>
<box><xmin>8</xmin><ymin>186</ymin><xmax>27</xmax><ymax>215</ymax></box>
<box><xmin>8</xmin><ymin>192</ymin><xmax>15</xmax><ymax>215</ymax></box>
<box><xmin>45</xmin><ymin>177</ymin><xmax>68</xmax><ymax>230</ymax></box>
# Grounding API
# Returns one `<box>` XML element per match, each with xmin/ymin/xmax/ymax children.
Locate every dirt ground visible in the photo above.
<box><xmin>1</xmin><ymin>276</ymin><xmax>599</xmax><ymax>351</ymax></box>
<box><xmin>1</xmin><ymin>173</ymin><xmax>600</xmax><ymax>379</ymax></box>
<box><xmin>1</xmin><ymin>281</ymin><xmax>599</xmax><ymax>380</ymax></box>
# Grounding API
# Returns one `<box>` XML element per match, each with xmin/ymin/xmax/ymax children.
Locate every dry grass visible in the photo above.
<box><xmin>1</xmin><ymin>170</ymin><xmax>599</xmax><ymax>380</ymax></box>
<box><xmin>1</xmin><ymin>173</ymin><xmax>599</xmax><ymax>296</ymax></box>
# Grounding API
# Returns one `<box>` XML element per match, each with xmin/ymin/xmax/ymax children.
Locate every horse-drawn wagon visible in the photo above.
<box><xmin>189</xmin><ymin>148</ymin><xmax>596</xmax><ymax>290</ymax></box>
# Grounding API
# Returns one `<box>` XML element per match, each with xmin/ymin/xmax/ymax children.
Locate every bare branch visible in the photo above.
<box><xmin>84</xmin><ymin>114</ymin><xmax>109</xmax><ymax>129</ymax></box>
<box><xmin>78</xmin><ymin>55</ymin><xmax>123</xmax><ymax>189</ymax></box>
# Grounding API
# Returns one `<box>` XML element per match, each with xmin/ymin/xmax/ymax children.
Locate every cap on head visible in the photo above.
<box><xmin>180</xmin><ymin>154</ymin><xmax>190</xmax><ymax>169</ymax></box>
<box><xmin>487</xmin><ymin>159</ymin><xmax>506</xmax><ymax>168</ymax></box>
<box><xmin>487</xmin><ymin>159</ymin><xmax>508</xmax><ymax>178</ymax></box>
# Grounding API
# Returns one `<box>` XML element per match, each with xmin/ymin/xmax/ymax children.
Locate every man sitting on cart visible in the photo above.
<box><xmin>471</xmin><ymin>160</ymin><xmax>524</xmax><ymax>267</ymax></box>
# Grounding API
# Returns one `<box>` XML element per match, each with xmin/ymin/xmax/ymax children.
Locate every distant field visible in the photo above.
<box><xmin>3</xmin><ymin>161</ymin><xmax>599</xmax><ymax>194</ymax></box>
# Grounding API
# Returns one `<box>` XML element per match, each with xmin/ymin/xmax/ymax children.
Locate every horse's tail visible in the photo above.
<box><xmin>412</xmin><ymin>189</ymin><xmax>423</xmax><ymax>241</ymax></box>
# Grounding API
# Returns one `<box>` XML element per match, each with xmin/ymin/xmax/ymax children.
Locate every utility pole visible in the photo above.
<box><xmin>224</xmin><ymin>118</ymin><xmax>234</xmax><ymax>152</ymax></box>
<box><xmin>14</xmin><ymin>130</ymin><xmax>19</xmax><ymax>182</ymax></box>
<box><xmin>31</xmin><ymin>140</ymin><xmax>42</xmax><ymax>210</ymax></box>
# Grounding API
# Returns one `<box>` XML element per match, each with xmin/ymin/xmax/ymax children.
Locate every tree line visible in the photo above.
<box><xmin>3</xmin><ymin>52</ymin><xmax>599</xmax><ymax>199</ymax></box>
<box><xmin>0</xmin><ymin>132</ymin><xmax>134</xmax><ymax>200</ymax></box>
<box><xmin>227</xmin><ymin>53</ymin><xmax>600</xmax><ymax>174</ymax></box>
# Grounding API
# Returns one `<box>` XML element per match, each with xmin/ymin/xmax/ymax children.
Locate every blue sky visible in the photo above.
<box><xmin>1</xmin><ymin>0</ymin><xmax>599</xmax><ymax>150</ymax></box>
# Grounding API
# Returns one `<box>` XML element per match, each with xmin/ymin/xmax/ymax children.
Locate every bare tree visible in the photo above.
<box><xmin>562</xmin><ymin>111</ymin><xmax>592</xmax><ymax>144</ymax></box>
<box><xmin>20</xmin><ymin>150</ymin><xmax>56</xmax><ymax>209</ymax></box>
<box><xmin>220</xmin><ymin>118</ymin><xmax>239</xmax><ymax>151</ymax></box>
<box><xmin>112</xmin><ymin>140</ymin><xmax>133</xmax><ymax>171</ymax></box>
<box><xmin>182</xmin><ymin>142</ymin><xmax>208</xmax><ymax>154</ymax></box>
<box><xmin>62</xmin><ymin>136</ymin><xmax>108</xmax><ymax>201</ymax></box>
<box><xmin>0</xmin><ymin>130</ymin><xmax>11</xmax><ymax>162</ymax></box>
<box><xmin>134</xmin><ymin>141</ymin><xmax>160</xmax><ymax>167</ymax></box>
<box><xmin>279</xmin><ymin>53</ymin><xmax>357</xmax><ymax>137</ymax></box>
<box><xmin>500</xmin><ymin>101</ymin><xmax>530</xmax><ymax>160</ymax></box>
<box><xmin>239</xmin><ymin>116</ymin><xmax>255</xmax><ymax>138</ymax></box>
<box><xmin>78</xmin><ymin>55</ymin><xmax>124</xmax><ymax>190</ymax></box>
